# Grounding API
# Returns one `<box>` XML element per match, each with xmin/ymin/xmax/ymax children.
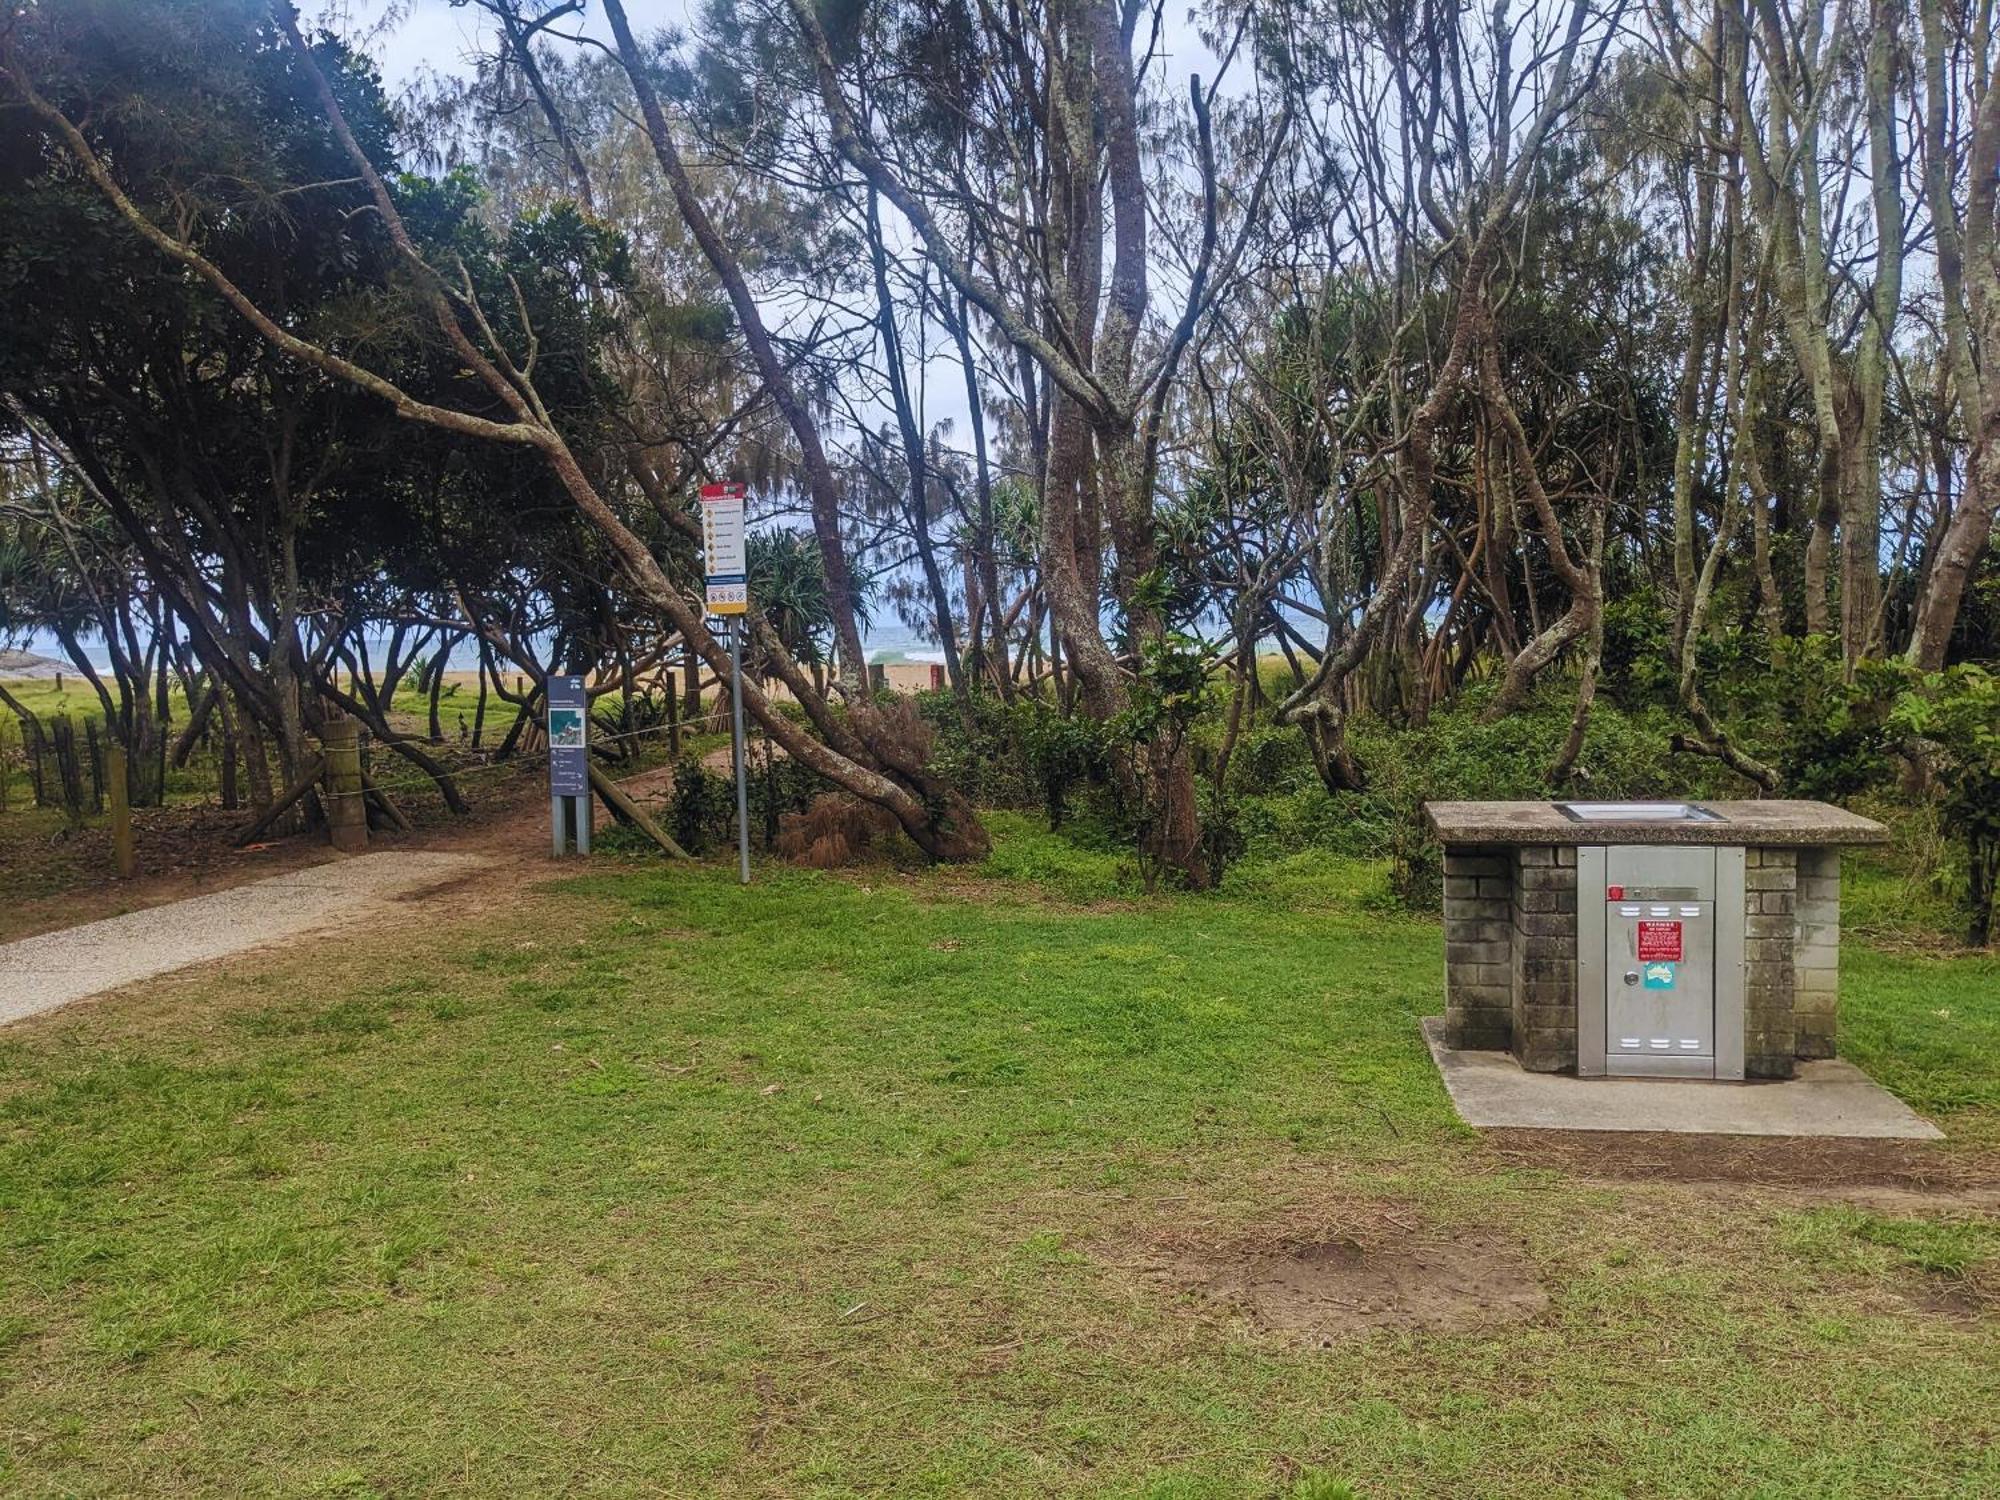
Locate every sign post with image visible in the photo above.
<box><xmin>547</xmin><ymin>673</ymin><xmax>591</xmax><ymax>855</ymax></box>
<box><xmin>700</xmin><ymin>482</ymin><xmax>753</xmax><ymax>885</ymax></box>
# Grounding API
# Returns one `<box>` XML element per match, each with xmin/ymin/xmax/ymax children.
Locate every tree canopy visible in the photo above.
<box><xmin>0</xmin><ymin>0</ymin><xmax>1993</xmax><ymax>907</ymax></box>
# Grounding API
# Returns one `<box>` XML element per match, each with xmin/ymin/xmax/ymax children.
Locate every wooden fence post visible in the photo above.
<box><xmin>50</xmin><ymin>716</ymin><xmax>84</xmax><ymax>828</ymax></box>
<box><xmin>86</xmin><ymin>720</ymin><xmax>104</xmax><ymax>813</ymax></box>
<box><xmin>107</xmin><ymin>744</ymin><xmax>135</xmax><ymax>878</ymax></box>
<box><xmin>319</xmin><ymin>717</ymin><xmax>368</xmax><ymax>853</ymax></box>
<box><xmin>220</xmin><ymin>726</ymin><xmax>239</xmax><ymax>810</ymax></box>
<box><xmin>24</xmin><ymin>719</ymin><xmax>47</xmax><ymax>807</ymax></box>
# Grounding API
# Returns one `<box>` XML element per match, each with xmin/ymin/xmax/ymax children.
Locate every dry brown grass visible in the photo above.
<box><xmin>774</xmin><ymin>793</ymin><xmax>901</xmax><ymax>868</ymax></box>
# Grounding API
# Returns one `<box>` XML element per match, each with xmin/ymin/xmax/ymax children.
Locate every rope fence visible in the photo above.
<box><xmin>317</xmin><ymin>716</ymin><xmax>725</xmax><ymax>803</ymax></box>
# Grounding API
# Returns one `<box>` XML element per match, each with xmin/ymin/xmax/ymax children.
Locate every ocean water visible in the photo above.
<box><xmin>861</xmin><ymin>623</ymin><xmax>947</xmax><ymax>665</ymax></box>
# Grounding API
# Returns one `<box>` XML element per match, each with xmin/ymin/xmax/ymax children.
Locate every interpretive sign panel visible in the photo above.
<box><xmin>548</xmin><ymin>674</ymin><xmax>588</xmax><ymax>797</ymax></box>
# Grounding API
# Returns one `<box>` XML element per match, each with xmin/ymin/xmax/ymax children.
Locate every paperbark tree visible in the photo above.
<box><xmin>596</xmin><ymin>0</ymin><xmax>871</xmax><ymax>696</ymax></box>
<box><xmin>787</xmin><ymin>0</ymin><xmax>1290</xmax><ymax>884</ymax></box>
<box><xmin>1909</xmin><ymin>0</ymin><xmax>2000</xmax><ymax>669</ymax></box>
<box><xmin>1727</xmin><ymin>0</ymin><xmax>1904</xmax><ymax>664</ymax></box>
<box><xmin>1266</xmin><ymin>0</ymin><xmax>1619</xmax><ymax>784</ymax></box>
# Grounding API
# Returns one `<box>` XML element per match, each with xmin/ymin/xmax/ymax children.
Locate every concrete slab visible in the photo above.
<box><xmin>1424</xmin><ymin>798</ymin><xmax>1887</xmax><ymax>847</ymax></box>
<box><xmin>1421</xmin><ymin>1017</ymin><xmax>1942</xmax><ymax>1140</ymax></box>
<box><xmin>0</xmin><ymin>852</ymin><xmax>484</xmax><ymax>1027</ymax></box>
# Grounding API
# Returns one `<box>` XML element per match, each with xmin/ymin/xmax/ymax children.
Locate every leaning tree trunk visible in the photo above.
<box><xmin>1908</xmin><ymin>435</ymin><xmax>1999</xmax><ymax>669</ymax></box>
<box><xmin>601</xmin><ymin>0</ymin><xmax>868</xmax><ymax>693</ymax></box>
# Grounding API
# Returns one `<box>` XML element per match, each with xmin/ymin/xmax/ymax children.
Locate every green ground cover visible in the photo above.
<box><xmin>0</xmin><ymin>675</ymin><xmax>698</xmax><ymax>812</ymax></box>
<box><xmin>0</xmin><ymin>814</ymin><xmax>1993</xmax><ymax>1495</ymax></box>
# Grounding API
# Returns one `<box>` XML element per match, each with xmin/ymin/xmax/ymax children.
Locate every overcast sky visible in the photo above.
<box><xmin>347</xmin><ymin>0</ymin><xmax>1219</xmax><ymax>91</ymax></box>
<box><xmin>344</xmin><ymin>0</ymin><xmax>695</xmax><ymax>88</ymax></box>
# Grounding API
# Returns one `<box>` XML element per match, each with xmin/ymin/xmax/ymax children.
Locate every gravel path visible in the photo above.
<box><xmin>0</xmin><ymin>852</ymin><xmax>485</xmax><ymax>1027</ymax></box>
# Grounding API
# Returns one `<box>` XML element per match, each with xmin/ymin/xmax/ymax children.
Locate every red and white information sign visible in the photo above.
<box><xmin>699</xmin><ymin>482</ymin><xmax>748</xmax><ymax>615</ymax></box>
<box><xmin>1636</xmin><ymin>921</ymin><xmax>1683</xmax><ymax>962</ymax></box>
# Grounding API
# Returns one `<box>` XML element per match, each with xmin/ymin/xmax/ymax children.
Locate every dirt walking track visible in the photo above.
<box><xmin>0</xmin><ymin>761</ymin><xmax>686</xmax><ymax>1027</ymax></box>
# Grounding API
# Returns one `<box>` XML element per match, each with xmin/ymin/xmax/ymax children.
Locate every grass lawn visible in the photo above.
<box><xmin>0</xmin><ymin>814</ymin><xmax>1995</xmax><ymax>1496</ymax></box>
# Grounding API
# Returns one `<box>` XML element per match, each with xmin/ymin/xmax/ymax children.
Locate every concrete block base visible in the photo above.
<box><xmin>1421</xmin><ymin>1019</ymin><xmax>1941</xmax><ymax>1139</ymax></box>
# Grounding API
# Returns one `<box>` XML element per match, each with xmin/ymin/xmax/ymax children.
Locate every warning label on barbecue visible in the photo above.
<box><xmin>1637</xmin><ymin>921</ymin><xmax>1683</xmax><ymax>962</ymax></box>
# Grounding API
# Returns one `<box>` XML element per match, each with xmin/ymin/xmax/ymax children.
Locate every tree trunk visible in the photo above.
<box><xmin>1908</xmin><ymin>436</ymin><xmax>1998</xmax><ymax>667</ymax></box>
<box><xmin>602</xmin><ymin>0</ymin><xmax>868</xmax><ymax>693</ymax></box>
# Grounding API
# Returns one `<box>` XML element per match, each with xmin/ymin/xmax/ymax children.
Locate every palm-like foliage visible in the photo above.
<box><xmin>748</xmin><ymin>527</ymin><xmax>872</xmax><ymax>669</ymax></box>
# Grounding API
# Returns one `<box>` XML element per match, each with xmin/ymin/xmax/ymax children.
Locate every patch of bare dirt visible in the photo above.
<box><xmin>1894</xmin><ymin>1278</ymin><xmax>1996</xmax><ymax>1324</ymax></box>
<box><xmin>1104</xmin><ymin>1222</ymin><xmax>1546</xmax><ymax>1344</ymax></box>
<box><xmin>388</xmin><ymin>869</ymin><xmax>489</xmax><ymax>904</ymax></box>
<box><xmin>608</xmin><ymin>761</ymin><xmax>678</xmax><ymax>810</ymax></box>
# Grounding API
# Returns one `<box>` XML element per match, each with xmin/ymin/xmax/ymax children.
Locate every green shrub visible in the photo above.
<box><xmin>915</xmin><ymin>688</ymin><xmax>1035</xmax><ymax>808</ymax></box>
<box><xmin>1207</xmin><ymin>683</ymin><xmax>1750</xmax><ymax>909</ymax></box>
<box><xmin>747</xmin><ymin>751</ymin><xmax>832</xmax><ymax>849</ymax></box>
<box><xmin>1221</xmin><ymin>724</ymin><xmax>1315</xmax><ymax>799</ymax></box>
<box><xmin>667</xmin><ymin>752</ymin><xmax>734</xmax><ymax>855</ymax></box>
<box><xmin>1196</xmin><ymin>783</ymin><xmax>1247</xmax><ymax>888</ymax></box>
<box><xmin>1599</xmin><ymin>586</ymin><xmax>1676</xmax><ymax>708</ymax></box>
<box><xmin>1014</xmin><ymin>701</ymin><xmax>1113</xmax><ymax>830</ymax></box>
<box><xmin>1759</xmin><ymin>638</ymin><xmax>1904</xmax><ymax>799</ymax></box>
<box><xmin>1891</xmin><ymin>664</ymin><xmax>2000</xmax><ymax>946</ymax></box>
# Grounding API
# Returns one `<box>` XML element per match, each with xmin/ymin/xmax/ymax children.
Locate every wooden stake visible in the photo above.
<box><xmin>233</xmin><ymin>754</ymin><xmax>326</xmax><ymax>847</ymax></box>
<box><xmin>50</xmin><ymin>715</ymin><xmax>84</xmax><ymax>828</ymax></box>
<box><xmin>107</xmin><ymin>744</ymin><xmax>135</xmax><ymax>878</ymax></box>
<box><xmin>320</xmin><ymin>717</ymin><xmax>368</xmax><ymax>853</ymax></box>
<box><xmin>588</xmin><ymin>761</ymin><xmax>689</xmax><ymax>859</ymax></box>
<box><xmin>86</xmin><ymin>720</ymin><xmax>104</xmax><ymax>812</ymax></box>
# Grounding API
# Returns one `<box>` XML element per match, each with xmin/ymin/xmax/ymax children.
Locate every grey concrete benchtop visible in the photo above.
<box><xmin>1420</xmin><ymin>1019</ymin><xmax>1939</xmax><ymax>1137</ymax></box>
<box><xmin>1424</xmin><ymin>799</ymin><xmax>1889</xmax><ymax>847</ymax></box>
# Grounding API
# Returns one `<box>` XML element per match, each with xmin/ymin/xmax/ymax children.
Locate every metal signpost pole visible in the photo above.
<box><xmin>730</xmin><ymin>620</ymin><xmax>750</xmax><ymax>884</ymax></box>
<box><xmin>700</xmin><ymin>481</ymin><xmax>753</xmax><ymax>885</ymax></box>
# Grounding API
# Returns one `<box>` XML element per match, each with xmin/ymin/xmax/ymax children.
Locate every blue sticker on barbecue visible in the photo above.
<box><xmin>1643</xmin><ymin>962</ymin><xmax>1677</xmax><ymax>989</ymax></box>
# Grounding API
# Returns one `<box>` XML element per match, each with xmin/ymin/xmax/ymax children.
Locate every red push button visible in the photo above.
<box><xmin>1607</xmin><ymin>885</ymin><xmax>1624</xmax><ymax>900</ymax></box>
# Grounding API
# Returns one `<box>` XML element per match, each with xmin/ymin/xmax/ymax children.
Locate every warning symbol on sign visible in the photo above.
<box><xmin>1637</xmin><ymin>921</ymin><xmax>1683</xmax><ymax>962</ymax></box>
